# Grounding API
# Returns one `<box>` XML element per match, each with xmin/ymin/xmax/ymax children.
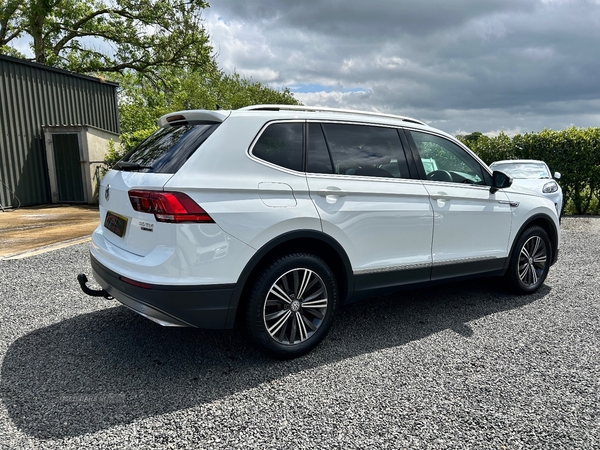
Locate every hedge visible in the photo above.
<box><xmin>458</xmin><ymin>128</ymin><xmax>600</xmax><ymax>215</ymax></box>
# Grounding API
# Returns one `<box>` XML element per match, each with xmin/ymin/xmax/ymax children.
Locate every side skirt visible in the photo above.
<box><xmin>351</xmin><ymin>258</ymin><xmax>507</xmax><ymax>303</ymax></box>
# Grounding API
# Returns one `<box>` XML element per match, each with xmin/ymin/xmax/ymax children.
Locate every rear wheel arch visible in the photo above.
<box><xmin>228</xmin><ymin>231</ymin><xmax>353</xmax><ymax>328</ymax></box>
<box><xmin>244</xmin><ymin>252</ymin><xmax>338</xmax><ymax>358</ymax></box>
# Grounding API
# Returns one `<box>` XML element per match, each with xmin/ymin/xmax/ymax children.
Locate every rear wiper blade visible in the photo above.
<box><xmin>113</xmin><ymin>161</ymin><xmax>153</xmax><ymax>171</ymax></box>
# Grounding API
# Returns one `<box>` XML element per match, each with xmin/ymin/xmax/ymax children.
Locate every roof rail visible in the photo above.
<box><xmin>238</xmin><ymin>104</ymin><xmax>427</xmax><ymax>126</ymax></box>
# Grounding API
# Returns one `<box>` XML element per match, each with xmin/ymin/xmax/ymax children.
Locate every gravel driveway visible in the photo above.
<box><xmin>0</xmin><ymin>217</ymin><xmax>598</xmax><ymax>449</ymax></box>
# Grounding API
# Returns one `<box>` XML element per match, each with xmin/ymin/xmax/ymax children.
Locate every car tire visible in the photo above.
<box><xmin>505</xmin><ymin>226</ymin><xmax>552</xmax><ymax>294</ymax></box>
<box><xmin>245</xmin><ymin>253</ymin><xmax>338</xmax><ymax>359</ymax></box>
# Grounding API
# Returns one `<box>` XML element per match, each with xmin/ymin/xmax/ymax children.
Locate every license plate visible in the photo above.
<box><xmin>104</xmin><ymin>211</ymin><xmax>128</xmax><ymax>238</ymax></box>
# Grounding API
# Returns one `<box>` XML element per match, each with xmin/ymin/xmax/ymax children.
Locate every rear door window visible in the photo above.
<box><xmin>118</xmin><ymin>124</ymin><xmax>219</xmax><ymax>174</ymax></box>
<box><xmin>319</xmin><ymin>123</ymin><xmax>409</xmax><ymax>178</ymax></box>
<box><xmin>306</xmin><ymin>123</ymin><xmax>333</xmax><ymax>174</ymax></box>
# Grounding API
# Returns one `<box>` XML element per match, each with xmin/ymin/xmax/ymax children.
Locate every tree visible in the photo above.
<box><xmin>0</xmin><ymin>0</ymin><xmax>213</xmax><ymax>81</ymax></box>
<box><xmin>457</xmin><ymin>131</ymin><xmax>484</xmax><ymax>148</ymax></box>
<box><xmin>0</xmin><ymin>0</ymin><xmax>302</xmax><ymax>169</ymax></box>
<box><xmin>213</xmin><ymin>72</ymin><xmax>299</xmax><ymax>110</ymax></box>
<box><xmin>104</xmin><ymin>67</ymin><xmax>301</xmax><ymax>168</ymax></box>
<box><xmin>118</xmin><ymin>68</ymin><xmax>300</xmax><ymax>133</ymax></box>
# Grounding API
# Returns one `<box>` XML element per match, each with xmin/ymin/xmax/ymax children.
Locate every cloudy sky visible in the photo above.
<box><xmin>203</xmin><ymin>0</ymin><xmax>600</xmax><ymax>136</ymax></box>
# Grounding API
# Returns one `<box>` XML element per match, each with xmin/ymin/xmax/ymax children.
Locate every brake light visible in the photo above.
<box><xmin>128</xmin><ymin>190</ymin><xmax>214</xmax><ymax>223</ymax></box>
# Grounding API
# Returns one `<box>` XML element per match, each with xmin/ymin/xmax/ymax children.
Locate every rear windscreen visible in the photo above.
<box><xmin>117</xmin><ymin>124</ymin><xmax>219</xmax><ymax>173</ymax></box>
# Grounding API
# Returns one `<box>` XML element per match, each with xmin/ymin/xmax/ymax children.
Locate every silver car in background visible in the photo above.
<box><xmin>490</xmin><ymin>159</ymin><xmax>563</xmax><ymax>216</ymax></box>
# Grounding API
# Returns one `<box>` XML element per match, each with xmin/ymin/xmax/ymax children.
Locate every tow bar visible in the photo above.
<box><xmin>77</xmin><ymin>273</ymin><xmax>113</xmax><ymax>299</ymax></box>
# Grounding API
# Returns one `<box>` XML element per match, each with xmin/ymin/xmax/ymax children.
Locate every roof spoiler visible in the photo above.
<box><xmin>157</xmin><ymin>110</ymin><xmax>231</xmax><ymax>128</ymax></box>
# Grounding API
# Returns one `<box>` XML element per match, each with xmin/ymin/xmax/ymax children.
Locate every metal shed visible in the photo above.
<box><xmin>0</xmin><ymin>55</ymin><xmax>120</xmax><ymax>208</ymax></box>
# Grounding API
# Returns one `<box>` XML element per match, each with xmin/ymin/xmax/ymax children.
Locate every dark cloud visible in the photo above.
<box><xmin>210</xmin><ymin>0</ymin><xmax>535</xmax><ymax>37</ymax></box>
<box><xmin>205</xmin><ymin>0</ymin><xmax>600</xmax><ymax>134</ymax></box>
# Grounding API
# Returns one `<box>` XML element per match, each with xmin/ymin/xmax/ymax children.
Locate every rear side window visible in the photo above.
<box><xmin>252</xmin><ymin>123</ymin><xmax>303</xmax><ymax>172</ymax></box>
<box><xmin>119</xmin><ymin>124</ymin><xmax>219</xmax><ymax>173</ymax></box>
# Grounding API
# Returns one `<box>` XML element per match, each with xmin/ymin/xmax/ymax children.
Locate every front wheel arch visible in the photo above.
<box><xmin>505</xmin><ymin>225</ymin><xmax>552</xmax><ymax>293</ymax></box>
<box><xmin>505</xmin><ymin>214</ymin><xmax>559</xmax><ymax>271</ymax></box>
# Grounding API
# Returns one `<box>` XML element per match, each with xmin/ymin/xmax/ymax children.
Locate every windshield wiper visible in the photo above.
<box><xmin>113</xmin><ymin>161</ymin><xmax>153</xmax><ymax>171</ymax></box>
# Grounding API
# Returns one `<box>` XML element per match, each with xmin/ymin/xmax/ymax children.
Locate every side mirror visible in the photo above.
<box><xmin>490</xmin><ymin>170</ymin><xmax>512</xmax><ymax>194</ymax></box>
<box><xmin>554</xmin><ymin>172</ymin><xmax>561</xmax><ymax>180</ymax></box>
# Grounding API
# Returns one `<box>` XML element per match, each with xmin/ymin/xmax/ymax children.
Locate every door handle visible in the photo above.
<box><xmin>318</xmin><ymin>188</ymin><xmax>347</xmax><ymax>197</ymax></box>
<box><xmin>431</xmin><ymin>194</ymin><xmax>452</xmax><ymax>201</ymax></box>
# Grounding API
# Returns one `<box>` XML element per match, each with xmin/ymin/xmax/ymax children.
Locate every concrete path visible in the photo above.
<box><xmin>0</xmin><ymin>205</ymin><xmax>99</xmax><ymax>259</ymax></box>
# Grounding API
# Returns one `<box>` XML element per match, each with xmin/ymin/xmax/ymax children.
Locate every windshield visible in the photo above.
<box><xmin>492</xmin><ymin>162</ymin><xmax>551</xmax><ymax>179</ymax></box>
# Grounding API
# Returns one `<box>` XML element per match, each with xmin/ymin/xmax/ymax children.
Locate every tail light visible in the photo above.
<box><xmin>128</xmin><ymin>190</ymin><xmax>214</xmax><ymax>223</ymax></box>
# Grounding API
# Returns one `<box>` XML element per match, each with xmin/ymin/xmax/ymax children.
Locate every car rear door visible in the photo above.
<box><xmin>305</xmin><ymin>122</ymin><xmax>434</xmax><ymax>293</ymax></box>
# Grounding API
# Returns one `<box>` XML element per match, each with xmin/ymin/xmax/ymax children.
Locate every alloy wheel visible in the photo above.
<box><xmin>518</xmin><ymin>235</ymin><xmax>548</xmax><ymax>287</ymax></box>
<box><xmin>263</xmin><ymin>268</ymin><xmax>328</xmax><ymax>345</ymax></box>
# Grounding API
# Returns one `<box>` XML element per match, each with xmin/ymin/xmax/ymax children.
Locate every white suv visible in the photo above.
<box><xmin>79</xmin><ymin>105</ymin><xmax>560</xmax><ymax>358</ymax></box>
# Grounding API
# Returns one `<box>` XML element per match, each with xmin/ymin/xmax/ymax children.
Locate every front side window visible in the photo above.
<box><xmin>410</xmin><ymin>131</ymin><xmax>488</xmax><ymax>185</ymax></box>
<box><xmin>316</xmin><ymin>123</ymin><xmax>409</xmax><ymax>178</ymax></box>
<box><xmin>252</xmin><ymin>122</ymin><xmax>303</xmax><ymax>172</ymax></box>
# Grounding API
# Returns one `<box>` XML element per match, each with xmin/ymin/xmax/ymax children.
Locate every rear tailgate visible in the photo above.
<box><xmin>100</xmin><ymin>171</ymin><xmax>174</xmax><ymax>256</ymax></box>
<box><xmin>99</xmin><ymin>118</ymin><xmax>227</xmax><ymax>256</ymax></box>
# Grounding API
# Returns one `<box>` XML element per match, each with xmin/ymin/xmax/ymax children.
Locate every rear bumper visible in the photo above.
<box><xmin>91</xmin><ymin>255</ymin><xmax>236</xmax><ymax>329</ymax></box>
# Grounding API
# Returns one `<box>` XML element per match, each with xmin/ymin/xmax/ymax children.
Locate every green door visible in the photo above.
<box><xmin>53</xmin><ymin>133</ymin><xmax>85</xmax><ymax>202</ymax></box>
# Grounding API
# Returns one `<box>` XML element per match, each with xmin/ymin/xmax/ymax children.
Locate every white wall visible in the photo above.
<box><xmin>44</xmin><ymin>125</ymin><xmax>120</xmax><ymax>204</ymax></box>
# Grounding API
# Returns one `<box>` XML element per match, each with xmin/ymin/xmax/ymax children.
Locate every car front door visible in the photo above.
<box><xmin>406</xmin><ymin>130</ymin><xmax>513</xmax><ymax>281</ymax></box>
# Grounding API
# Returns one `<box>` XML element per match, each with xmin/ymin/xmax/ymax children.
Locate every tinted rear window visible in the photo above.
<box><xmin>118</xmin><ymin>124</ymin><xmax>219</xmax><ymax>173</ymax></box>
<box><xmin>252</xmin><ymin>122</ymin><xmax>303</xmax><ymax>172</ymax></box>
<box><xmin>321</xmin><ymin>123</ymin><xmax>409</xmax><ymax>178</ymax></box>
